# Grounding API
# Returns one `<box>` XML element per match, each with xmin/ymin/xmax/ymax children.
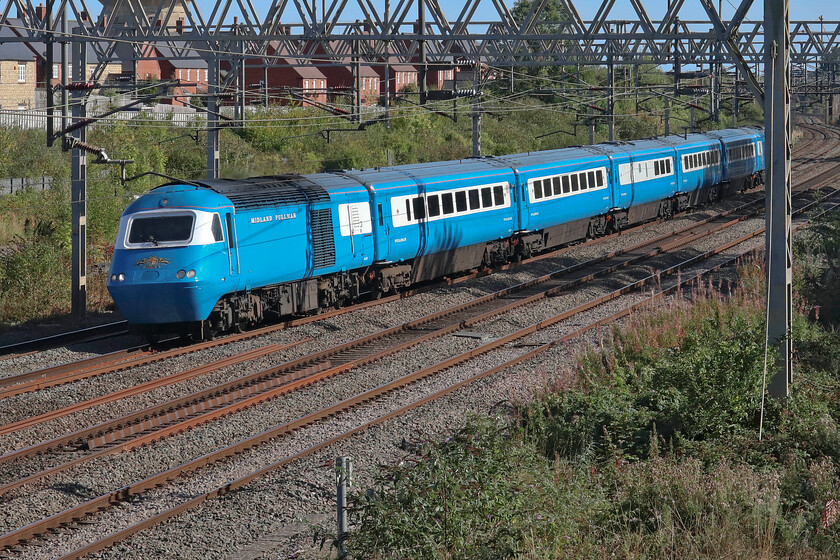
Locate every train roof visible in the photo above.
<box><xmin>155</xmin><ymin>174</ymin><xmax>369</xmax><ymax>211</ymax></box>
<box><xmin>148</xmin><ymin>127</ymin><xmax>765</xmax><ymax>209</ymax></box>
<box><xmin>334</xmin><ymin>157</ymin><xmax>513</xmax><ymax>190</ymax></box>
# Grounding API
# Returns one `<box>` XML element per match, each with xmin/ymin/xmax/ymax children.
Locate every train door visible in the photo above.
<box><xmin>373</xmin><ymin>195</ymin><xmax>390</xmax><ymax>262</ymax></box>
<box><xmin>614</xmin><ymin>153</ymin><xmax>634</xmax><ymax>209</ymax></box>
<box><xmin>224</xmin><ymin>212</ymin><xmax>240</xmax><ymax>291</ymax></box>
<box><xmin>510</xmin><ymin>168</ymin><xmax>527</xmax><ymax>232</ymax></box>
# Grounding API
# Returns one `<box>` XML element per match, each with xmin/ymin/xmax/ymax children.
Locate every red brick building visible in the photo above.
<box><xmin>243</xmin><ymin>43</ymin><xmax>328</xmax><ymax>106</ymax></box>
<box><xmin>136</xmin><ymin>43</ymin><xmax>207</xmax><ymax>107</ymax></box>
<box><xmin>372</xmin><ymin>63</ymin><xmax>418</xmax><ymax>96</ymax></box>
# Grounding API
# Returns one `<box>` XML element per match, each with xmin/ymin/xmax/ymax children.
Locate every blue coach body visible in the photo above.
<box><xmin>109</xmin><ymin>128</ymin><xmax>765</xmax><ymax>336</ymax></box>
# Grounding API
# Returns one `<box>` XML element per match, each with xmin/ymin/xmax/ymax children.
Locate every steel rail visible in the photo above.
<box><xmin>0</xmin><ymin>338</ymin><xmax>312</xmax><ymax>437</ymax></box>
<box><xmin>0</xmin><ymin>321</ymin><xmax>129</xmax><ymax>358</ymax></box>
<box><xmin>22</xmin><ymin>190</ymin><xmax>840</xmax><ymax>559</ymax></box>
<box><xmin>2</xmin><ymin>145</ymin><xmax>838</xmax><ymax>497</ymax></box>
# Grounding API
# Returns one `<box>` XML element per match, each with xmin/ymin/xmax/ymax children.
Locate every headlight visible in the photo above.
<box><xmin>176</xmin><ymin>269</ymin><xmax>186</xmax><ymax>279</ymax></box>
<box><xmin>118</xmin><ymin>273</ymin><xmax>125</xmax><ymax>282</ymax></box>
<box><xmin>110</xmin><ymin>274</ymin><xmax>117</xmax><ymax>282</ymax></box>
<box><xmin>186</xmin><ymin>269</ymin><xmax>196</xmax><ymax>278</ymax></box>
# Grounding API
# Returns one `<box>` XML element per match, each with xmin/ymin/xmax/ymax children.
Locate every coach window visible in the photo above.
<box><xmin>455</xmin><ymin>191</ymin><xmax>467</xmax><ymax>212</ymax></box>
<box><xmin>405</xmin><ymin>199</ymin><xmax>412</xmax><ymax>221</ymax></box>
<box><xmin>427</xmin><ymin>195</ymin><xmax>440</xmax><ymax>217</ymax></box>
<box><xmin>412</xmin><ymin>197</ymin><xmax>426</xmax><ymax>220</ymax></box>
<box><xmin>561</xmin><ymin>175</ymin><xmax>569</xmax><ymax>193</ymax></box>
<box><xmin>469</xmin><ymin>189</ymin><xmax>481</xmax><ymax>210</ymax></box>
<box><xmin>579</xmin><ymin>173</ymin><xmax>588</xmax><ymax>190</ymax></box>
<box><xmin>481</xmin><ymin>187</ymin><xmax>493</xmax><ymax>208</ymax></box>
<box><xmin>549</xmin><ymin>177</ymin><xmax>559</xmax><ymax>196</ymax></box>
<box><xmin>442</xmin><ymin>192</ymin><xmax>454</xmax><ymax>214</ymax></box>
<box><xmin>533</xmin><ymin>181</ymin><xmax>542</xmax><ymax>199</ymax></box>
<box><xmin>571</xmin><ymin>174</ymin><xmax>579</xmax><ymax>192</ymax></box>
<box><xmin>586</xmin><ymin>170</ymin><xmax>595</xmax><ymax>188</ymax></box>
<box><xmin>494</xmin><ymin>185</ymin><xmax>504</xmax><ymax>205</ymax></box>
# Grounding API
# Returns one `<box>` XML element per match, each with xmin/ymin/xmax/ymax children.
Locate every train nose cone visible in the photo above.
<box><xmin>140</xmin><ymin>270</ymin><xmax>160</xmax><ymax>281</ymax></box>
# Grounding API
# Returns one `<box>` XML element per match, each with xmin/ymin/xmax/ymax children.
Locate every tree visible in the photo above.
<box><xmin>509</xmin><ymin>0</ymin><xmax>572</xmax><ymax>84</ymax></box>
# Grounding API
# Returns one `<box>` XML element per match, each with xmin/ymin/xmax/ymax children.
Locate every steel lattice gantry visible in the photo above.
<box><xmin>0</xmin><ymin>0</ymin><xmax>835</xmax><ymax>80</ymax></box>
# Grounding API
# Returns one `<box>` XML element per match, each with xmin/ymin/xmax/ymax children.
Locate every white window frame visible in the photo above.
<box><xmin>17</xmin><ymin>63</ymin><xmax>26</xmax><ymax>83</ymax></box>
<box><xmin>618</xmin><ymin>157</ymin><xmax>674</xmax><ymax>185</ymax></box>
<box><xmin>391</xmin><ymin>181</ymin><xmax>512</xmax><ymax>228</ymax></box>
<box><xmin>118</xmin><ymin>209</ymin><xmax>224</xmax><ymax>249</ymax></box>
<box><xmin>338</xmin><ymin>202</ymin><xmax>372</xmax><ymax>236</ymax></box>
<box><xmin>681</xmin><ymin>149</ymin><xmax>721</xmax><ymax>173</ymax></box>
<box><xmin>529</xmin><ymin>166</ymin><xmax>610</xmax><ymax>202</ymax></box>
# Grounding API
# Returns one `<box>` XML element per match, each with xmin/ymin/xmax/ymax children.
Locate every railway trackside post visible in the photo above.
<box><xmin>336</xmin><ymin>456</ymin><xmax>352</xmax><ymax>559</ymax></box>
<box><xmin>207</xmin><ymin>55</ymin><xmax>220</xmax><ymax>180</ymax></box>
<box><xmin>70</xmin><ymin>35</ymin><xmax>87</xmax><ymax>317</ymax></box>
<box><xmin>765</xmin><ymin>0</ymin><xmax>793</xmax><ymax>398</ymax></box>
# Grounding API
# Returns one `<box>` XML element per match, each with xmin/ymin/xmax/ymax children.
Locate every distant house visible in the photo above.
<box><xmin>319</xmin><ymin>59</ymin><xmax>380</xmax><ymax>106</ymax></box>
<box><xmin>242</xmin><ymin>42</ymin><xmax>328</xmax><ymax>106</ymax></box>
<box><xmin>136</xmin><ymin>43</ymin><xmax>207</xmax><ymax>106</ymax></box>
<box><xmin>425</xmin><ymin>66</ymin><xmax>456</xmax><ymax>90</ymax></box>
<box><xmin>0</xmin><ymin>25</ymin><xmax>38</xmax><ymax>111</ymax></box>
<box><xmin>373</xmin><ymin>63</ymin><xmax>417</xmax><ymax>96</ymax></box>
<box><xmin>39</xmin><ymin>39</ymin><xmax>123</xmax><ymax>90</ymax></box>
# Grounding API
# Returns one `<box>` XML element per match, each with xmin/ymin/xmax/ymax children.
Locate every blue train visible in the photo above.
<box><xmin>108</xmin><ymin>127</ymin><xmax>764</xmax><ymax>339</ymax></box>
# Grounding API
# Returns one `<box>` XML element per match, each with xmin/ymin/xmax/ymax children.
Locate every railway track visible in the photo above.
<box><xmin>1</xmin><ymin>121</ymin><xmax>839</xmax><ymax>559</ymax></box>
<box><xmin>5</xmin><ymin>184</ymin><xmax>840</xmax><ymax>559</ymax></box>
<box><xmin>3</xmin><ymin>160</ymin><xmax>838</xmax><ymax>468</ymax></box>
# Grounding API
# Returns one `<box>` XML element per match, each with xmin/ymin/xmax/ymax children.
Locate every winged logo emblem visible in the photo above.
<box><xmin>136</xmin><ymin>256</ymin><xmax>171</xmax><ymax>269</ymax></box>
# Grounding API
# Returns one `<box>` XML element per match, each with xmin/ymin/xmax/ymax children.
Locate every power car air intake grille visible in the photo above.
<box><xmin>190</xmin><ymin>175</ymin><xmax>331</xmax><ymax>210</ymax></box>
<box><xmin>311</xmin><ymin>208</ymin><xmax>335</xmax><ymax>269</ymax></box>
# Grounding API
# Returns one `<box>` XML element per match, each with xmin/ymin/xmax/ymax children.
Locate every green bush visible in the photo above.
<box><xmin>522</xmin><ymin>303</ymin><xmax>771</xmax><ymax>463</ymax></box>
<box><xmin>344</xmin><ymin>418</ymin><xmax>608</xmax><ymax>560</ymax></box>
<box><xmin>0</xmin><ymin>220</ymin><xmax>70</xmax><ymax>321</ymax></box>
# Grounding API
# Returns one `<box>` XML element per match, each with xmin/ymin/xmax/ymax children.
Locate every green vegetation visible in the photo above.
<box><xmin>341</xmin><ymin>214</ymin><xmax>840</xmax><ymax>559</ymax></box>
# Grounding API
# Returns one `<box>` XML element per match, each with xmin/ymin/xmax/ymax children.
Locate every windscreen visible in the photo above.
<box><xmin>128</xmin><ymin>214</ymin><xmax>194</xmax><ymax>245</ymax></box>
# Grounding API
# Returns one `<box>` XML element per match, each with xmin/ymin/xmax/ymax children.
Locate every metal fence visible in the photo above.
<box><xmin>0</xmin><ymin>104</ymin><xmax>202</xmax><ymax>131</ymax></box>
<box><xmin>0</xmin><ymin>176</ymin><xmax>53</xmax><ymax>195</ymax></box>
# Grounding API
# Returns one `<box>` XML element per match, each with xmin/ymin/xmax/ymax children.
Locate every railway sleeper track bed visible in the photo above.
<box><xmin>1</xmin><ymin>152</ymin><xmax>840</xmax><ymax>490</ymax></box>
<box><xmin>2</xmin><ymin>159</ymin><xmax>840</xmax><ymax>557</ymax></box>
<box><xmin>0</xmin><ymin>122</ymin><xmax>835</xmax><ymax>385</ymax></box>
<box><xmin>3</xmin><ymin>171</ymin><xmax>839</xmax><ymax>488</ymax></box>
<box><xmin>3</xmin><ymin>184</ymin><xmax>840</xmax><ymax>560</ymax></box>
